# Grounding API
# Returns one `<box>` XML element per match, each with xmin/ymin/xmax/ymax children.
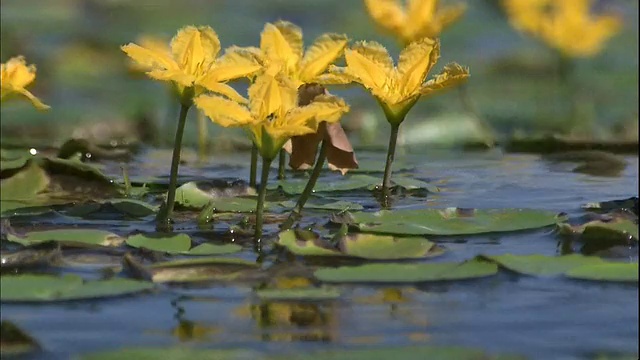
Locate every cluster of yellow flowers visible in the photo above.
<box><xmin>501</xmin><ymin>0</ymin><xmax>622</xmax><ymax>58</ymax></box>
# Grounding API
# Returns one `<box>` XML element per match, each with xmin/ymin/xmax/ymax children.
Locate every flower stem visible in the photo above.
<box><xmin>196</xmin><ymin>109</ymin><xmax>208</xmax><ymax>164</ymax></box>
<box><xmin>254</xmin><ymin>156</ymin><xmax>273</xmax><ymax>243</ymax></box>
<box><xmin>278</xmin><ymin>149</ymin><xmax>286</xmax><ymax>180</ymax></box>
<box><xmin>156</xmin><ymin>103</ymin><xmax>190</xmax><ymax>231</ymax></box>
<box><xmin>381</xmin><ymin>123</ymin><xmax>400</xmax><ymax>201</ymax></box>
<box><xmin>249</xmin><ymin>144</ymin><xmax>258</xmax><ymax>188</ymax></box>
<box><xmin>280</xmin><ymin>138</ymin><xmax>328</xmax><ymax>231</ymax></box>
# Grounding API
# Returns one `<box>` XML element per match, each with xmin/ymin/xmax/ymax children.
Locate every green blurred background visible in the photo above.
<box><xmin>1</xmin><ymin>0</ymin><xmax>638</xmax><ymax>150</ymax></box>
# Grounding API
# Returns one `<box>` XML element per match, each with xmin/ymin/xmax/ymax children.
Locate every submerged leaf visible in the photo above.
<box><xmin>0</xmin><ymin>321</ymin><xmax>40</xmax><ymax>357</ymax></box>
<box><xmin>146</xmin><ymin>257</ymin><xmax>259</xmax><ymax>283</ymax></box>
<box><xmin>256</xmin><ymin>287</ymin><xmax>341</xmax><ymax>301</ymax></box>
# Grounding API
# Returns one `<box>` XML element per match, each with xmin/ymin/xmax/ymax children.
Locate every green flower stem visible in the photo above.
<box><xmin>278</xmin><ymin>149</ymin><xmax>286</xmax><ymax>180</ymax></box>
<box><xmin>381</xmin><ymin>122</ymin><xmax>401</xmax><ymax>200</ymax></box>
<box><xmin>121</xmin><ymin>164</ymin><xmax>131</xmax><ymax>197</ymax></box>
<box><xmin>281</xmin><ymin>138</ymin><xmax>328</xmax><ymax>231</ymax></box>
<box><xmin>249</xmin><ymin>144</ymin><xmax>258</xmax><ymax>188</ymax></box>
<box><xmin>254</xmin><ymin>156</ymin><xmax>273</xmax><ymax>242</ymax></box>
<box><xmin>557</xmin><ymin>54</ymin><xmax>579</xmax><ymax>131</ymax></box>
<box><xmin>156</xmin><ymin>103</ymin><xmax>190</xmax><ymax>231</ymax></box>
<box><xmin>196</xmin><ymin>109</ymin><xmax>208</xmax><ymax>164</ymax></box>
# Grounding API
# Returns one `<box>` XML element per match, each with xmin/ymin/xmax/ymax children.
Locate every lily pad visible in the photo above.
<box><xmin>565</xmin><ymin>263</ymin><xmax>638</xmax><ymax>282</ymax></box>
<box><xmin>139</xmin><ymin>257</ymin><xmax>260</xmax><ymax>283</ymax></box>
<box><xmin>350</xmin><ymin>160</ymin><xmax>414</xmax><ymax>174</ymax></box>
<box><xmin>0</xmin><ymin>274</ymin><xmax>154</xmax><ymax>302</ymax></box>
<box><xmin>279</xmin><ymin>200</ymin><xmax>364</xmax><ymax>211</ymax></box>
<box><xmin>81</xmin><ymin>348</ymin><xmax>262</xmax><ymax>360</ymax></box>
<box><xmin>255</xmin><ymin>287</ymin><xmax>341</xmax><ymax>301</ymax></box>
<box><xmin>269</xmin><ymin>174</ymin><xmax>436</xmax><ymax>195</ymax></box>
<box><xmin>66</xmin><ymin>199</ymin><xmax>158</xmax><ymax>218</ymax></box>
<box><xmin>339</xmin><ymin>208</ymin><xmax>565</xmax><ymax>236</ymax></box>
<box><xmin>268</xmin><ymin>345</ymin><xmax>524</xmax><ymax>360</ymax></box>
<box><xmin>557</xmin><ymin>217</ymin><xmax>638</xmax><ymax>244</ymax></box>
<box><xmin>582</xmin><ymin>197</ymin><xmax>638</xmax><ymax>215</ymax></box>
<box><xmin>175</xmin><ymin>181</ymin><xmax>257</xmax><ymax>209</ymax></box>
<box><xmin>126</xmin><ymin>233</ymin><xmax>191</xmax><ymax>253</ymax></box>
<box><xmin>0</xmin><ymin>160</ymin><xmax>49</xmax><ymax>204</ymax></box>
<box><xmin>0</xmin><ymin>155</ymin><xmax>30</xmax><ymax>172</ymax></box>
<box><xmin>480</xmin><ymin>254</ymin><xmax>606</xmax><ymax>276</ymax></box>
<box><xmin>277</xmin><ymin>229</ymin><xmax>443</xmax><ymax>260</ymax></box>
<box><xmin>7</xmin><ymin>229</ymin><xmax>124</xmax><ymax>247</ymax></box>
<box><xmin>314</xmin><ymin>259</ymin><xmax>498</xmax><ymax>283</ymax></box>
<box><xmin>182</xmin><ymin>243</ymin><xmax>242</xmax><ymax>256</ymax></box>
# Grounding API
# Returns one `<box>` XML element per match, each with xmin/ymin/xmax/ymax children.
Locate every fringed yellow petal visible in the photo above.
<box><xmin>344</xmin><ymin>41</ymin><xmax>393</xmax><ymax>92</ymax></box>
<box><xmin>299</xmin><ymin>33</ymin><xmax>349</xmax><ymax>82</ymax></box>
<box><xmin>121</xmin><ymin>44</ymin><xmax>178</xmax><ymax>72</ymax></box>
<box><xmin>260</xmin><ymin>22</ymin><xmax>302</xmax><ymax>68</ymax></box>
<box><xmin>397</xmin><ymin>37</ymin><xmax>439</xmax><ymax>96</ymax></box>
<box><xmin>363</xmin><ymin>0</ymin><xmax>406</xmax><ymax>35</ymax></box>
<box><xmin>195</xmin><ymin>95</ymin><xmax>254</xmax><ymax>128</ymax></box>
<box><xmin>248</xmin><ymin>74</ymin><xmax>297</xmax><ymax>120</ymax></box>
<box><xmin>315</xmin><ymin>69</ymin><xmax>356</xmax><ymax>85</ymax></box>
<box><xmin>147</xmin><ymin>69</ymin><xmax>193</xmax><ymax>87</ymax></box>
<box><xmin>203</xmin><ymin>47</ymin><xmax>262</xmax><ymax>83</ymax></box>
<box><xmin>421</xmin><ymin>63</ymin><xmax>469</xmax><ymax>96</ymax></box>
<box><xmin>202</xmin><ymin>81</ymin><xmax>248</xmax><ymax>104</ymax></box>
<box><xmin>171</xmin><ymin>26</ymin><xmax>220</xmax><ymax>75</ymax></box>
<box><xmin>407</xmin><ymin>0</ymin><xmax>437</xmax><ymax>30</ymax></box>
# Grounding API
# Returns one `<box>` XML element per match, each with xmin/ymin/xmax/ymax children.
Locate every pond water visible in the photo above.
<box><xmin>1</xmin><ymin>149</ymin><xmax>638</xmax><ymax>360</ymax></box>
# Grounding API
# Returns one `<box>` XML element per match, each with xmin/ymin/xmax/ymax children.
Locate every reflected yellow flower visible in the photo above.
<box><xmin>502</xmin><ymin>0</ymin><xmax>621</xmax><ymax>57</ymax></box>
<box><xmin>327</xmin><ymin>38</ymin><xmax>469</xmax><ymax>125</ymax></box>
<box><xmin>122</xmin><ymin>26</ymin><xmax>261</xmax><ymax>106</ymax></box>
<box><xmin>1</xmin><ymin>56</ymin><xmax>49</xmax><ymax>110</ymax></box>
<box><xmin>195</xmin><ymin>74</ymin><xmax>350</xmax><ymax>161</ymax></box>
<box><xmin>231</xmin><ymin>21</ymin><xmax>349</xmax><ymax>88</ymax></box>
<box><xmin>364</xmin><ymin>0</ymin><xmax>466</xmax><ymax>45</ymax></box>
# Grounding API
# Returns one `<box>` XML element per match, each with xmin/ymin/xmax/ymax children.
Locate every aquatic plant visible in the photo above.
<box><xmin>121</xmin><ymin>26</ymin><xmax>261</xmax><ymax>230</ymax></box>
<box><xmin>326</xmin><ymin>38</ymin><xmax>469</xmax><ymax>201</ymax></box>
<box><xmin>230</xmin><ymin>20</ymin><xmax>350</xmax><ymax>185</ymax></box>
<box><xmin>1</xmin><ymin>56</ymin><xmax>49</xmax><ymax>110</ymax></box>
<box><xmin>195</xmin><ymin>73</ymin><xmax>349</xmax><ymax>242</ymax></box>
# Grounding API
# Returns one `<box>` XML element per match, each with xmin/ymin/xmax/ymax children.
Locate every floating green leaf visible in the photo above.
<box><xmin>277</xmin><ymin>230</ymin><xmax>442</xmax><ymax>260</ymax></box>
<box><xmin>349</xmin><ymin>160</ymin><xmax>414</xmax><ymax>174</ymax></box>
<box><xmin>480</xmin><ymin>254</ymin><xmax>605</xmax><ymax>276</ymax></box>
<box><xmin>314</xmin><ymin>259</ymin><xmax>497</xmax><ymax>283</ymax></box>
<box><xmin>145</xmin><ymin>257</ymin><xmax>260</xmax><ymax>283</ymax></box>
<box><xmin>126</xmin><ymin>233</ymin><xmax>191</xmax><ymax>253</ymax></box>
<box><xmin>565</xmin><ymin>263</ymin><xmax>638</xmax><ymax>282</ymax></box>
<box><xmin>279</xmin><ymin>200</ymin><xmax>363</xmax><ymax>211</ymax></box>
<box><xmin>269</xmin><ymin>174</ymin><xmax>436</xmax><ymax>195</ymax></box>
<box><xmin>181</xmin><ymin>243</ymin><xmax>242</xmax><ymax>256</ymax></box>
<box><xmin>82</xmin><ymin>348</ymin><xmax>262</xmax><ymax>360</ymax></box>
<box><xmin>175</xmin><ymin>181</ymin><xmax>257</xmax><ymax>210</ymax></box>
<box><xmin>0</xmin><ymin>274</ymin><xmax>154</xmax><ymax>302</ymax></box>
<box><xmin>557</xmin><ymin>217</ymin><xmax>638</xmax><ymax>244</ymax></box>
<box><xmin>256</xmin><ymin>287</ymin><xmax>341</xmax><ymax>301</ymax></box>
<box><xmin>339</xmin><ymin>208</ymin><xmax>565</xmax><ymax>236</ymax></box>
<box><xmin>269</xmin><ymin>345</ymin><xmax>523</xmax><ymax>360</ymax></box>
<box><xmin>7</xmin><ymin>229</ymin><xmax>124</xmax><ymax>247</ymax></box>
<box><xmin>0</xmin><ymin>160</ymin><xmax>49</xmax><ymax>203</ymax></box>
<box><xmin>582</xmin><ymin>197</ymin><xmax>638</xmax><ymax>214</ymax></box>
<box><xmin>66</xmin><ymin>199</ymin><xmax>158</xmax><ymax>218</ymax></box>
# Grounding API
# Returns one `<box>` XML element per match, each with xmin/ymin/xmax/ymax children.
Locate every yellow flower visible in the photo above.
<box><xmin>231</xmin><ymin>21</ymin><xmax>349</xmax><ymax>88</ymax></box>
<box><xmin>1</xmin><ymin>56</ymin><xmax>49</xmax><ymax>110</ymax></box>
<box><xmin>122</xmin><ymin>26</ymin><xmax>261</xmax><ymax>106</ymax></box>
<box><xmin>364</xmin><ymin>0</ymin><xmax>466</xmax><ymax>45</ymax></box>
<box><xmin>502</xmin><ymin>0</ymin><xmax>621</xmax><ymax>58</ymax></box>
<box><xmin>327</xmin><ymin>38</ymin><xmax>469</xmax><ymax>125</ymax></box>
<box><xmin>195</xmin><ymin>74</ymin><xmax>350</xmax><ymax>160</ymax></box>
<box><xmin>127</xmin><ymin>35</ymin><xmax>171</xmax><ymax>73</ymax></box>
